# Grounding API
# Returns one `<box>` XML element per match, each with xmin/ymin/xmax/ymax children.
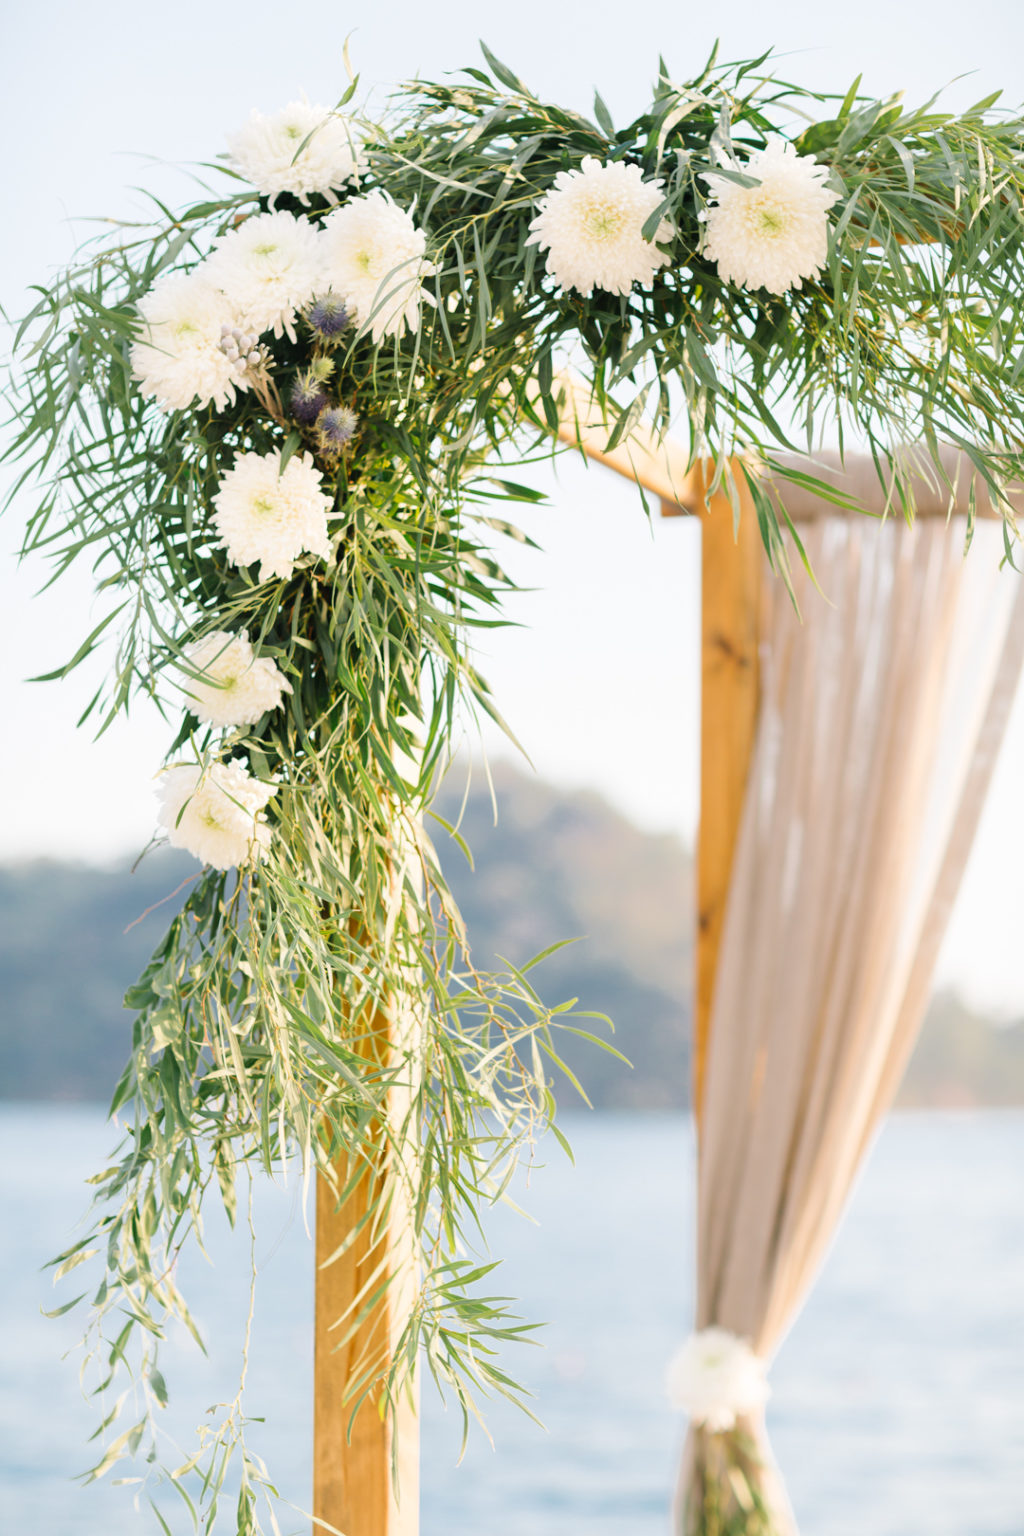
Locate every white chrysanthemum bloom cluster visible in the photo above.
<box><xmin>182</xmin><ymin>631</ymin><xmax>292</xmax><ymax>728</ymax></box>
<box><xmin>526</xmin><ymin>156</ymin><xmax>672</xmax><ymax>297</ymax></box>
<box><xmin>227</xmin><ymin>100</ymin><xmax>360</xmax><ymax>203</ymax></box>
<box><xmin>667</xmin><ymin>1328</ymin><xmax>770</xmax><ymax>1433</ymax></box>
<box><xmin>212</xmin><ymin>448</ymin><xmax>333</xmax><ymax>581</ymax></box>
<box><xmin>205</xmin><ymin>210</ymin><xmax>322</xmax><ymax>340</ymax></box>
<box><xmin>158</xmin><ymin>759</ymin><xmax>276</xmax><ymax>869</ymax></box>
<box><xmin>320</xmin><ymin>192</ymin><xmax>436</xmax><ymax>342</ymax></box>
<box><xmin>131</xmin><ymin>270</ymin><xmax>248</xmax><ymax>413</ymax></box>
<box><xmin>701</xmin><ymin>139</ymin><xmax>839</xmax><ymax>296</ymax></box>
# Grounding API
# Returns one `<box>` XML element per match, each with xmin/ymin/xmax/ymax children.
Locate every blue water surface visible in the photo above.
<box><xmin>2</xmin><ymin>1108</ymin><xmax>1022</xmax><ymax>1534</ymax></box>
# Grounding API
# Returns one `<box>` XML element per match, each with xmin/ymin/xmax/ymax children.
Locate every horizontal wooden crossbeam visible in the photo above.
<box><xmin>552</xmin><ymin>374</ymin><xmax>702</xmax><ymax>508</ymax></box>
<box><xmin>553</xmin><ymin>375</ymin><xmax>1014</xmax><ymax>521</ymax></box>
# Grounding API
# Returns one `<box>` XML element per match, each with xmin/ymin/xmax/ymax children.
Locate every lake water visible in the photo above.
<box><xmin>2</xmin><ymin>1108</ymin><xmax>1023</xmax><ymax>1535</ymax></box>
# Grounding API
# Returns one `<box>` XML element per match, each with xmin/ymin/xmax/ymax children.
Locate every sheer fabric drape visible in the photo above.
<box><xmin>679</xmin><ymin>515</ymin><xmax>1024</xmax><ymax>1533</ymax></box>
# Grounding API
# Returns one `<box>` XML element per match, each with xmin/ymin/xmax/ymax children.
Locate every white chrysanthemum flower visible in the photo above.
<box><xmin>181</xmin><ymin>631</ymin><xmax>292</xmax><ymax>728</ymax></box>
<box><xmin>227</xmin><ymin>100</ymin><xmax>360</xmax><ymax>203</ymax></box>
<box><xmin>212</xmin><ymin>448</ymin><xmax>333</xmax><ymax>582</ymax></box>
<box><xmin>701</xmin><ymin>139</ymin><xmax>839</xmax><ymax>296</ymax></box>
<box><xmin>320</xmin><ymin>192</ymin><xmax>436</xmax><ymax>342</ymax></box>
<box><xmin>131</xmin><ymin>270</ymin><xmax>247</xmax><ymax>413</ymax></box>
<box><xmin>526</xmin><ymin>156</ymin><xmax>672</xmax><ymax>297</ymax></box>
<box><xmin>157</xmin><ymin>759</ymin><xmax>276</xmax><ymax>869</ymax></box>
<box><xmin>205</xmin><ymin>210</ymin><xmax>322</xmax><ymax>339</ymax></box>
<box><xmin>667</xmin><ymin>1328</ymin><xmax>770</xmax><ymax>1433</ymax></box>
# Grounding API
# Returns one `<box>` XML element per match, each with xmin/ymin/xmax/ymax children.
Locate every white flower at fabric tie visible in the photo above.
<box><xmin>227</xmin><ymin>100</ymin><xmax>360</xmax><ymax>203</ymax></box>
<box><xmin>526</xmin><ymin>156</ymin><xmax>672</xmax><ymax>297</ymax></box>
<box><xmin>212</xmin><ymin>448</ymin><xmax>333</xmax><ymax>581</ymax></box>
<box><xmin>701</xmin><ymin>139</ymin><xmax>839</xmax><ymax>297</ymax></box>
<box><xmin>157</xmin><ymin>759</ymin><xmax>276</xmax><ymax>869</ymax></box>
<box><xmin>205</xmin><ymin>210</ymin><xmax>323</xmax><ymax>340</ymax></box>
<box><xmin>320</xmin><ymin>192</ymin><xmax>436</xmax><ymax>342</ymax></box>
<box><xmin>131</xmin><ymin>270</ymin><xmax>248</xmax><ymax>413</ymax></box>
<box><xmin>666</xmin><ymin>1327</ymin><xmax>770</xmax><ymax>1432</ymax></box>
<box><xmin>181</xmin><ymin>631</ymin><xmax>292</xmax><ymax>728</ymax></box>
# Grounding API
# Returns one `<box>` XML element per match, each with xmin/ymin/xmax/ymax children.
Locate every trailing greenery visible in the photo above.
<box><xmin>0</xmin><ymin>766</ymin><xmax>694</xmax><ymax>1109</ymax></box>
<box><xmin>2</xmin><ymin>785</ymin><xmax>1016</xmax><ymax>1111</ymax></box>
<box><xmin>6</xmin><ymin>40</ymin><xmax>1024</xmax><ymax>1535</ymax></box>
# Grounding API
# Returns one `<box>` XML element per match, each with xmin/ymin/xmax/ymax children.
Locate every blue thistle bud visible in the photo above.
<box><xmin>316</xmin><ymin>405</ymin><xmax>360</xmax><ymax>457</ymax></box>
<box><xmin>291</xmin><ymin>374</ymin><xmax>331</xmax><ymax>426</ymax></box>
<box><xmin>306</xmin><ymin>293</ymin><xmax>352</xmax><ymax>342</ymax></box>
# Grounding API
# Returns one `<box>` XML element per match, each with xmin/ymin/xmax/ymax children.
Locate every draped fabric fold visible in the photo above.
<box><xmin>678</xmin><ymin>514</ymin><xmax>1024</xmax><ymax>1535</ymax></box>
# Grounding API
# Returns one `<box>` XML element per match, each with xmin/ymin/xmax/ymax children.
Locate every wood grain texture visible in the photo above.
<box><xmin>313</xmin><ymin>995</ymin><xmax>419</xmax><ymax>1536</ymax></box>
<box><xmin>691</xmin><ymin>478</ymin><xmax>763</xmax><ymax>1124</ymax></box>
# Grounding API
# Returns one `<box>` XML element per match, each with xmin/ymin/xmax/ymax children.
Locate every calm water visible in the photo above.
<box><xmin>2</xmin><ymin>1108</ymin><xmax>1023</xmax><ymax>1535</ymax></box>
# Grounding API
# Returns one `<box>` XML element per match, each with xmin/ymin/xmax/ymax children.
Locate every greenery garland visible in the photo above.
<box><xmin>6</xmin><ymin>41</ymin><xmax>1024</xmax><ymax>1534</ymax></box>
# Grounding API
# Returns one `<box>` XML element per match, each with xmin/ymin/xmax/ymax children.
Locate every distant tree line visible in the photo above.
<box><xmin>1</xmin><ymin>762</ymin><xmax>1020</xmax><ymax>1108</ymax></box>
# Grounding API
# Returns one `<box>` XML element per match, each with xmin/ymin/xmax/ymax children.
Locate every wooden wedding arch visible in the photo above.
<box><xmin>312</xmin><ymin>384</ymin><xmax>1014</xmax><ymax>1536</ymax></box>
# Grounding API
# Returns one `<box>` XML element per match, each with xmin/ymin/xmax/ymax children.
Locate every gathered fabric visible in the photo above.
<box><xmin>678</xmin><ymin>513</ymin><xmax>1024</xmax><ymax>1532</ymax></box>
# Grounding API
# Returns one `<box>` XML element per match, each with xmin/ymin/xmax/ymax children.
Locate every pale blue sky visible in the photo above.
<box><xmin>3</xmin><ymin>0</ymin><xmax>1024</xmax><ymax>1011</ymax></box>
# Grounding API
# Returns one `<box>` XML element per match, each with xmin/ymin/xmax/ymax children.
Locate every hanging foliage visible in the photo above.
<box><xmin>5</xmin><ymin>41</ymin><xmax>1024</xmax><ymax>1534</ymax></box>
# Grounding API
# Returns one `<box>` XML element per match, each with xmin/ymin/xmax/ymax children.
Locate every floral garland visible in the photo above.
<box><xmin>7</xmin><ymin>44</ymin><xmax>1024</xmax><ymax>1535</ymax></box>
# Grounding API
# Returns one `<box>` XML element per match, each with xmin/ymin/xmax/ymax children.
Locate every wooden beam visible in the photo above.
<box><xmin>551</xmin><ymin>378</ymin><xmax>1014</xmax><ymax>524</ymax></box>
<box><xmin>553</xmin><ymin>372</ymin><xmax>701</xmax><ymax>508</ymax></box>
<box><xmin>314</xmin><ymin>991</ymin><xmax>419</xmax><ymax>1536</ymax></box>
<box><xmin>691</xmin><ymin>476</ymin><xmax>763</xmax><ymax>1124</ymax></box>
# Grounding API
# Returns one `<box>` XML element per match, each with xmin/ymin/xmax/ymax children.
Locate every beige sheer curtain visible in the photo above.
<box><xmin>678</xmin><ymin>512</ymin><xmax>1024</xmax><ymax>1533</ymax></box>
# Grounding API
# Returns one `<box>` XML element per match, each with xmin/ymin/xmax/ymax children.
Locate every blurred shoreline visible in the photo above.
<box><xmin>4</xmin><ymin>762</ymin><xmax>1022</xmax><ymax>1110</ymax></box>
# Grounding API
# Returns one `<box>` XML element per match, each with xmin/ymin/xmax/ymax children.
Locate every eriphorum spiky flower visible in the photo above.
<box><xmin>701</xmin><ymin>139</ymin><xmax>839</xmax><ymax>296</ymax></box>
<box><xmin>666</xmin><ymin>1328</ymin><xmax>770</xmax><ymax>1433</ymax></box>
<box><xmin>226</xmin><ymin>100</ymin><xmax>360</xmax><ymax>203</ymax></box>
<box><xmin>290</xmin><ymin>370</ymin><xmax>331</xmax><ymax>425</ymax></box>
<box><xmin>316</xmin><ymin>405</ymin><xmax>359</xmax><ymax>457</ymax></box>
<box><xmin>181</xmin><ymin>631</ymin><xmax>292</xmax><ymax>727</ymax></box>
<box><xmin>157</xmin><ymin>758</ymin><xmax>276</xmax><ymax>869</ymax></box>
<box><xmin>526</xmin><ymin>156</ymin><xmax>672</xmax><ymax>297</ymax></box>
<box><xmin>212</xmin><ymin>448</ymin><xmax>333</xmax><ymax>581</ymax></box>
<box><xmin>320</xmin><ymin>192</ymin><xmax>436</xmax><ymax>342</ymax></box>
<box><xmin>306</xmin><ymin>292</ymin><xmax>352</xmax><ymax>341</ymax></box>
<box><xmin>205</xmin><ymin>210</ymin><xmax>323</xmax><ymax>340</ymax></box>
<box><xmin>131</xmin><ymin>270</ymin><xmax>247</xmax><ymax>412</ymax></box>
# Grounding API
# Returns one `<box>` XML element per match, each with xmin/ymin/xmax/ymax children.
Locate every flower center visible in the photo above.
<box><xmin>748</xmin><ymin>195</ymin><xmax>789</xmax><ymax>240</ymax></box>
<box><xmin>582</xmin><ymin>197</ymin><xmax>626</xmax><ymax>243</ymax></box>
<box><xmin>253</xmin><ymin>242</ymin><xmax>279</xmax><ymax>259</ymax></box>
<box><xmin>252</xmin><ymin>494</ymin><xmax>277</xmax><ymax>517</ymax></box>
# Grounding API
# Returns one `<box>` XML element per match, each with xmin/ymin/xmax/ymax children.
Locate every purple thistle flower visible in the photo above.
<box><xmin>291</xmin><ymin>374</ymin><xmax>331</xmax><ymax>426</ymax></box>
<box><xmin>316</xmin><ymin>405</ymin><xmax>360</xmax><ymax>456</ymax></box>
<box><xmin>306</xmin><ymin>293</ymin><xmax>352</xmax><ymax>341</ymax></box>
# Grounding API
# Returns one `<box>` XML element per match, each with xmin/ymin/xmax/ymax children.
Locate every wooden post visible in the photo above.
<box><xmin>692</xmin><ymin>474</ymin><xmax>762</xmax><ymax>1123</ymax></box>
<box><xmin>314</xmin><ymin>993</ymin><xmax>419</xmax><ymax>1536</ymax></box>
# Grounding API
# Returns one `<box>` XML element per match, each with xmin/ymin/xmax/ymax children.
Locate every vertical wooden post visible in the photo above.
<box><xmin>314</xmin><ymin>997</ymin><xmax>419</xmax><ymax>1536</ymax></box>
<box><xmin>693</xmin><ymin>473</ymin><xmax>762</xmax><ymax>1122</ymax></box>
